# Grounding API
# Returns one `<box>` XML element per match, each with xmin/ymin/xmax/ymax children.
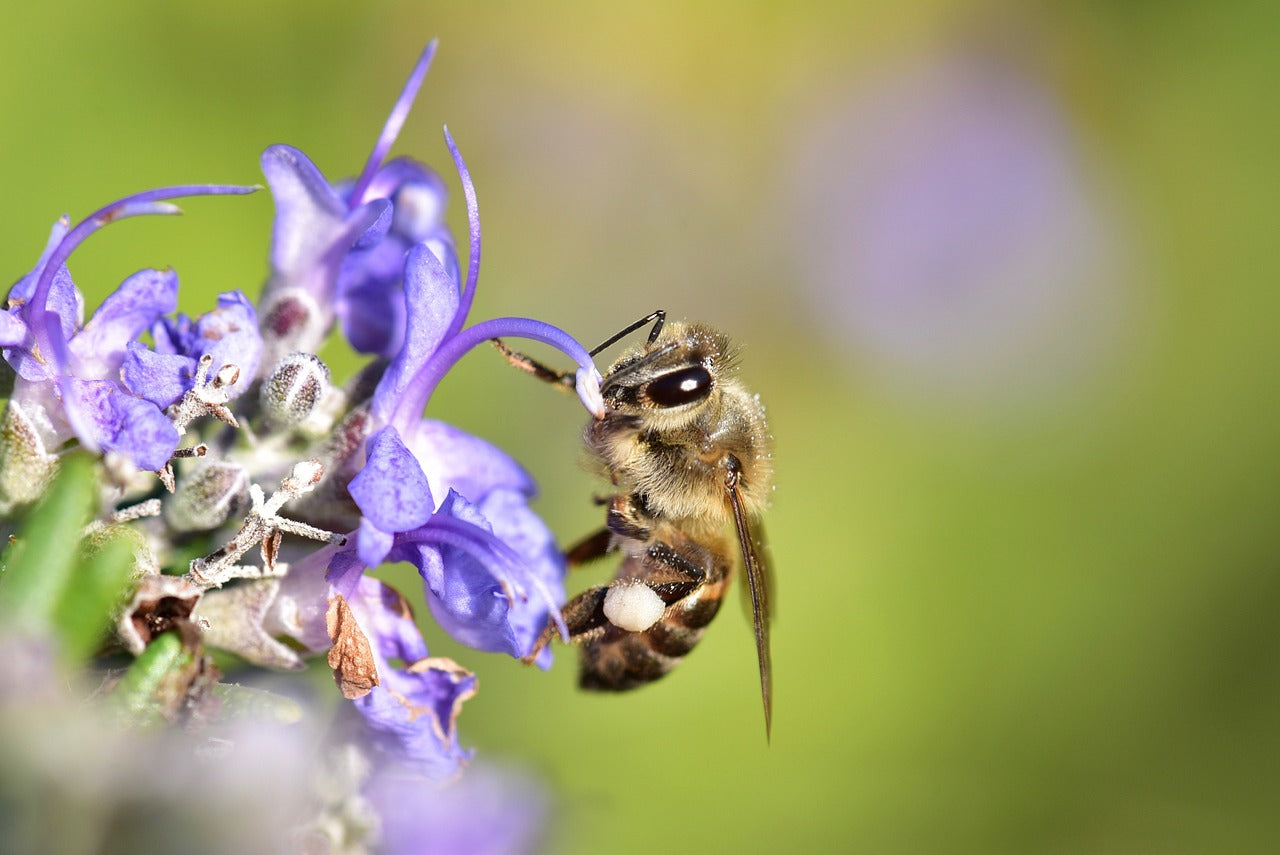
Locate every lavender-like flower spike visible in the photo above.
<box><xmin>0</xmin><ymin>37</ymin><xmax>636</xmax><ymax>843</ymax></box>
<box><xmin>329</xmin><ymin>121</ymin><xmax>599</xmax><ymax>671</ymax></box>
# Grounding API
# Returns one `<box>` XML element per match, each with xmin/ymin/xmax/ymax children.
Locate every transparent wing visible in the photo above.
<box><xmin>738</xmin><ymin>517</ymin><xmax>775</xmax><ymax>625</ymax></box>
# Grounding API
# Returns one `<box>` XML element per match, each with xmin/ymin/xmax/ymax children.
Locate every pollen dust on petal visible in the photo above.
<box><xmin>326</xmin><ymin>594</ymin><xmax>379</xmax><ymax>699</ymax></box>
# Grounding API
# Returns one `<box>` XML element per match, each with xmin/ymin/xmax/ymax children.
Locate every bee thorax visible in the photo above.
<box><xmin>603</xmin><ymin>581</ymin><xmax>666</xmax><ymax>632</ymax></box>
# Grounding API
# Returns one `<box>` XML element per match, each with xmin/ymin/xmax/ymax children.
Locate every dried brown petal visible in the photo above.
<box><xmin>326</xmin><ymin>595</ymin><xmax>378</xmax><ymax>700</ymax></box>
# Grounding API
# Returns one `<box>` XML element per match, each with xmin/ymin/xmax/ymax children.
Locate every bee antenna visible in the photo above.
<box><xmin>601</xmin><ymin>340</ymin><xmax>680</xmax><ymax>394</ymax></box>
<box><xmin>589</xmin><ymin>309</ymin><xmax>665</xmax><ymax>357</ymax></box>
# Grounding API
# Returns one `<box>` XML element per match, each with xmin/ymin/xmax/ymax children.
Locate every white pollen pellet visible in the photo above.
<box><xmin>603</xmin><ymin>582</ymin><xmax>666</xmax><ymax>632</ymax></box>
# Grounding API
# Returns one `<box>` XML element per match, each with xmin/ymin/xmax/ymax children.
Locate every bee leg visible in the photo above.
<box><xmin>491</xmin><ymin>339</ymin><xmax>577</xmax><ymax>390</ymax></box>
<box><xmin>643</xmin><ymin>542</ymin><xmax>708</xmax><ymax>603</ymax></box>
<box><xmin>521</xmin><ymin>539</ymin><xmax>708</xmax><ymax>665</ymax></box>
<box><xmin>520</xmin><ymin>621</ymin><xmax>558</xmax><ymax>665</ymax></box>
<box><xmin>606</xmin><ymin>494</ymin><xmax>652</xmax><ymax>542</ymax></box>
<box><xmin>520</xmin><ymin>586</ymin><xmax>611</xmax><ymax>664</ymax></box>
<box><xmin>565</xmin><ymin>527</ymin><xmax>612</xmax><ymax>567</ymax></box>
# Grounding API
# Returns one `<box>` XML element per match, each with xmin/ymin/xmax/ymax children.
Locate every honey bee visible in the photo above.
<box><xmin>496</xmin><ymin>310</ymin><xmax>774</xmax><ymax>738</ymax></box>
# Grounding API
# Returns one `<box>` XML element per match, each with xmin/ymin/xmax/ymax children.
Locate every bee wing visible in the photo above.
<box><xmin>727</xmin><ymin>476</ymin><xmax>772</xmax><ymax>742</ymax></box>
<box><xmin>738</xmin><ymin>518</ymin><xmax>775</xmax><ymax>624</ymax></box>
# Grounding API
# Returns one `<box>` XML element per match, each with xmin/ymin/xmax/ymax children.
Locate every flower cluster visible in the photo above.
<box><xmin>0</xmin><ymin>40</ymin><xmax>599</xmax><ymax>851</ymax></box>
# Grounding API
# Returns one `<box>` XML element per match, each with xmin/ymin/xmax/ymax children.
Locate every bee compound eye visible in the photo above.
<box><xmin>603</xmin><ymin>581</ymin><xmax>666</xmax><ymax>632</ymax></box>
<box><xmin>646</xmin><ymin>365</ymin><xmax>713</xmax><ymax>407</ymax></box>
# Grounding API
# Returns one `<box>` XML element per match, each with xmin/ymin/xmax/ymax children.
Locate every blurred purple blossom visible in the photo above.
<box><xmin>367</xmin><ymin>763</ymin><xmax>550</xmax><ymax>855</ymax></box>
<box><xmin>787</xmin><ymin>53</ymin><xmax>1126</xmax><ymax>403</ymax></box>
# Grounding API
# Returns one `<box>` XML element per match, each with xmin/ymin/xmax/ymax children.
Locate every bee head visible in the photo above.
<box><xmin>600</xmin><ymin>322</ymin><xmax>728</xmax><ymax>419</ymax></box>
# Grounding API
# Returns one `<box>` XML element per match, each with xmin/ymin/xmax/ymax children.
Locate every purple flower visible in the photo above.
<box><xmin>1</xmin><ymin>185</ymin><xmax>257</xmax><ymax>471</ymax></box>
<box><xmin>122</xmin><ymin>291</ymin><xmax>262</xmax><ymax>408</ymax></box>
<box><xmin>256</xmin><ymin>144</ymin><xmax>390</xmax><ymax>372</ymax></box>
<box><xmin>335</xmin><ymin>158</ymin><xmax>459</xmax><ymax>358</ymax></box>
<box><xmin>245</xmin><ymin>41</ymin><xmax>605</xmax><ymax>776</ymax></box>
<box><xmin>2</xmin><ymin>35</ymin><xmax>644</xmax><ymax>849</ymax></box>
<box><xmin>330</xmin><ymin>133</ymin><xmax>605</xmax><ymax>667</ymax></box>
<box><xmin>344</xmin><ymin>573</ymin><xmax>478</xmax><ymax>778</ymax></box>
<box><xmin>262</xmin><ymin>546</ymin><xmax>475</xmax><ymax>777</ymax></box>
<box><xmin>254</xmin><ymin>42</ymin><xmax>448</xmax><ymax>370</ymax></box>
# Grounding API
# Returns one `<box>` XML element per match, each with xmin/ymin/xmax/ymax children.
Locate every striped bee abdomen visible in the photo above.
<box><xmin>578</xmin><ymin>556</ymin><xmax>731</xmax><ymax>692</ymax></box>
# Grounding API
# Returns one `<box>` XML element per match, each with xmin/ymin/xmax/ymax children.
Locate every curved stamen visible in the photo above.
<box><xmin>348</xmin><ymin>39</ymin><xmax>439</xmax><ymax>210</ymax></box>
<box><xmin>396</xmin><ymin>514</ymin><xmax>569</xmax><ymax>642</ymax></box>
<box><xmin>442</xmin><ymin>126</ymin><xmax>480</xmax><ymax>338</ymax></box>
<box><xmin>26</xmin><ymin>184</ymin><xmax>259</xmax><ymax>368</ymax></box>
<box><xmin>390</xmin><ymin>316</ymin><xmax>604</xmax><ymax>429</ymax></box>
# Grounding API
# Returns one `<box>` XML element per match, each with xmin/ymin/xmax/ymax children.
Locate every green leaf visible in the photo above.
<box><xmin>110</xmin><ymin>631</ymin><xmax>195</xmax><ymax>725</ymax></box>
<box><xmin>211</xmin><ymin>683</ymin><xmax>304</xmax><ymax>724</ymax></box>
<box><xmin>53</xmin><ymin>527</ymin><xmax>138</xmax><ymax>662</ymax></box>
<box><xmin>0</xmin><ymin>453</ymin><xmax>97</xmax><ymax>626</ymax></box>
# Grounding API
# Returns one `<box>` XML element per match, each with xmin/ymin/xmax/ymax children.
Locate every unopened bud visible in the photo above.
<box><xmin>165</xmin><ymin>461</ymin><xmax>249</xmax><ymax>532</ymax></box>
<box><xmin>260</xmin><ymin>352</ymin><xmax>331</xmax><ymax>428</ymax></box>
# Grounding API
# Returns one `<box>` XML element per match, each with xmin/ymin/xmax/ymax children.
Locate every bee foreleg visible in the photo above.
<box><xmin>606</xmin><ymin>494</ymin><xmax>652</xmax><ymax>541</ymax></box>
<box><xmin>519</xmin><ymin>585</ymin><xmax>612</xmax><ymax>665</ymax></box>
<box><xmin>491</xmin><ymin>339</ymin><xmax>577</xmax><ymax>390</ymax></box>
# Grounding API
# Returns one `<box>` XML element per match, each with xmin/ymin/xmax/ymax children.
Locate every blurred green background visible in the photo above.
<box><xmin>4</xmin><ymin>1</ymin><xmax>1279</xmax><ymax>852</ymax></box>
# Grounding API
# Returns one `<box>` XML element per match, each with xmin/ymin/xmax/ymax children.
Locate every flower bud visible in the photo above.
<box><xmin>260</xmin><ymin>352</ymin><xmax>331</xmax><ymax>429</ymax></box>
<box><xmin>257</xmin><ymin>287</ymin><xmax>325</xmax><ymax>374</ymax></box>
<box><xmin>164</xmin><ymin>461</ymin><xmax>248</xmax><ymax>532</ymax></box>
<box><xmin>0</xmin><ymin>401</ymin><xmax>58</xmax><ymax>514</ymax></box>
